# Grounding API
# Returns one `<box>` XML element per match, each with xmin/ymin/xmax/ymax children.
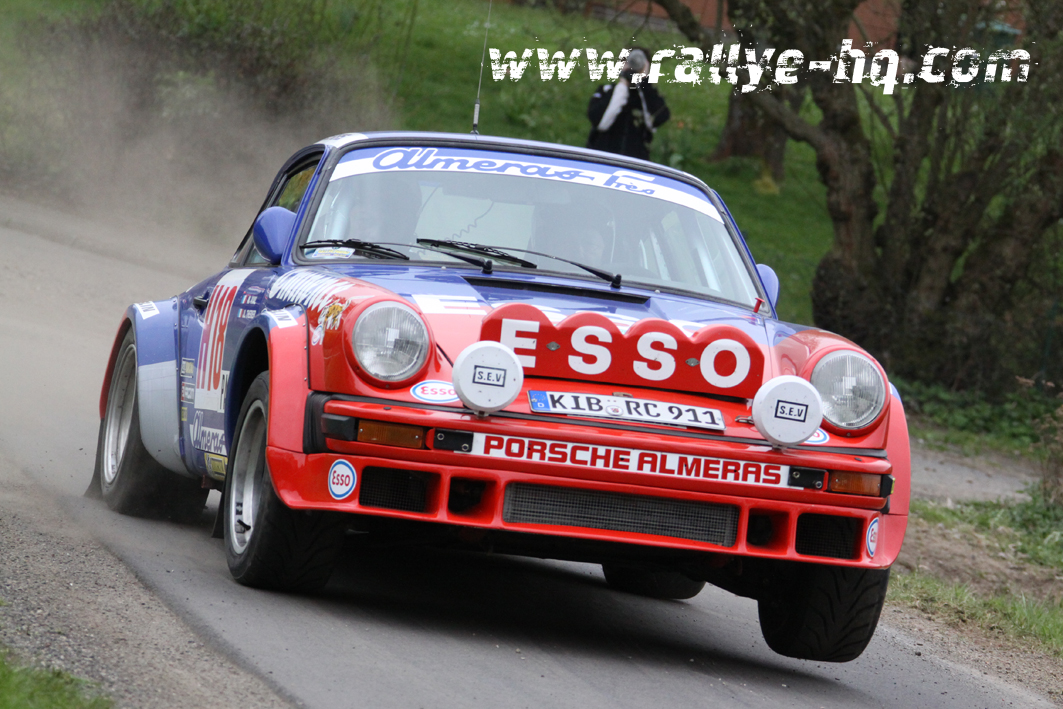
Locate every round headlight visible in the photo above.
<box><xmin>810</xmin><ymin>351</ymin><xmax>887</xmax><ymax>430</ymax></box>
<box><xmin>352</xmin><ymin>301</ymin><xmax>430</xmax><ymax>383</ymax></box>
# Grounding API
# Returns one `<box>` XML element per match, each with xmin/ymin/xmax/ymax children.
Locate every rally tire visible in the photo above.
<box><xmin>757</xmin><ymin>564</ymin><xmax>890</xmax><ymax>662</ymax></box>
<box><xmin>224</xmin><ymin>372</ymin><xmax>346</xmax><ymax>592</ymax></box>
<box><xmin>95</xmin><ymin>330</ymin><xmax>208</xmax><ymax>519</ymax></box>
<box><xmin>601</xmin><ymin>564</ymin><xmax>706</xmax><ymax>600</ymax></box>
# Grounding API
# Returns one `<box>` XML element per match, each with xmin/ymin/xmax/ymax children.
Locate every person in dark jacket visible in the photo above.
<box><xmin>586</xmin><ymin>49</ymin><xmax>670</xmax><ymax>161</ymax></box>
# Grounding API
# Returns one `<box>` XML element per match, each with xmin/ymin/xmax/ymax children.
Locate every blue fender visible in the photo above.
<box><xmin>127</xmin><ymin>299</ymin><xmax>190</xmax><ymax>477</ymax></box>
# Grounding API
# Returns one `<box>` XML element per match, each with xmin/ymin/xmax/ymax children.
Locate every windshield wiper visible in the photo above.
<box><xmin>416</xmin><ymin>239</ymin><xmax>539</xmax><ymax>269</ymax></box>
<box><xmin>419</xmin><ymin>240</ymin><xmax>622</xmax><ymax>289</ymax></box>
<box><xmin>300</xmin><ymin>239</ymin><xmax>408</xmax><ymax>260</ymax></box>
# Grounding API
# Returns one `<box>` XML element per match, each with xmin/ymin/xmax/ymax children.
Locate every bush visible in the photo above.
<box><xmin>895</xmin><ymin>377</ymin><xmax>1061</xmax><ymax>448</ymax></box>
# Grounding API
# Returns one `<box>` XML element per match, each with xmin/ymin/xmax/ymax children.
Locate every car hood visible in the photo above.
<box><xmin>345</xmin><ymin>265</ymin><xmax>772</xmax><ymax>363</ymax></box>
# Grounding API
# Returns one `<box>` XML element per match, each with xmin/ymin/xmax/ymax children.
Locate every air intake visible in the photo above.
<box><xmin>358</xmin><ymin>468</ymin><xmax>429</xmax><ymax>513</ymax></box>
<box><xmin>503</xmin><ymin>483</ymin><xmax>738</xmax><ymax>547</ymax></box>
<box><xmin>795</xmin><ymin>514</ymin><xmax>859</xmax><ymax>559</ymax></box>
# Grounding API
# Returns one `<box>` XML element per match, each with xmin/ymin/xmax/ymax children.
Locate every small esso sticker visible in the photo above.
<box><xmin>327</xmin><ymin>460</ymin><xmax>357</xmax><ymax>500</ymax></box>
<box><xmin>866</xmin><ymin>517</ymin><xmax>880</xmax><ymax>558</ymax></box>
<box><xmin>805</xmin><ymin>428</ymin><xmax>830</xmax><ymax>445</ymax></box>
<box><xmin>410</xmin><ymin>380</ymin><xmax>460</xmax><ymax>403</ymax></box>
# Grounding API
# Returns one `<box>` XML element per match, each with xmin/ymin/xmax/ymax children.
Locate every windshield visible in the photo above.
<box><xmin>302</xmin><ymin>146</ymin><xmax>760</xmax><ymax>308</ymax></box>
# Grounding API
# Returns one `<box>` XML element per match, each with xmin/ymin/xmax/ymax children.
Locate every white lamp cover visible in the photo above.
<box><xmin>452</xmin><ymin>341</ymin><xmax>524</xmax><ymax>416</ymax></box>
<box><xmin>751</xmin><ymin>375</ymin><xmax>824</xmax><ymax>447</ymax></box>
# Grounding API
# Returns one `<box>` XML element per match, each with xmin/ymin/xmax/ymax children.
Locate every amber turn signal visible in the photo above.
<box><xmin>827</xmin><ymin>471</ymin><xmax>884</xmax><ymax>496</ymax></box>
<box><xmin>356</xmin><ymin>420</ymin><xmax>426</xmax><ymax>449</ymax></box>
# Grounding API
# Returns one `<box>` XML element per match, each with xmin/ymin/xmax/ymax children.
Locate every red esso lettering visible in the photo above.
<box><xmin>332</xmin><ymin>471</ymin><xmax>351</xmax><ymax>487</ymax></box>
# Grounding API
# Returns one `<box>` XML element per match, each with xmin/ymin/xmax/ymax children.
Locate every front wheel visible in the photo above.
<box><xmin>758</xmin><ymin>564</ymin><xmax>890</xmax><ymax>662</ymax></box>
<box><xmin>94</xmin><ymin>329</ymin><xmax>207</xmax><ymax>519</ymax></box>
<box><xmin>224</xmin><ymin>372</ymin><xmax>346</xmax><ymax>592</ymax></box>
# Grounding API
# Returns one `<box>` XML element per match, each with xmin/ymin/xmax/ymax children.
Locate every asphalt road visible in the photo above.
<box><xmin>0</xmin><ymin>195</ymin><xmax>1052</xmax><ymax>709</ymax></box>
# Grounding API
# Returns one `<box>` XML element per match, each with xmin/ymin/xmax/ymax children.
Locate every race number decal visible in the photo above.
<box><xmin>194</xmin><ymin>270</ymin><xmax>252</xmax><ymax>413</ymax></box>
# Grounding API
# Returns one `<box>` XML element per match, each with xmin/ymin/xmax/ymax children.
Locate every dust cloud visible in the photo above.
<box><xmin>3</xmin><ymin>6</ymin><xmax>396</xmax><ymax>244</ymax></box>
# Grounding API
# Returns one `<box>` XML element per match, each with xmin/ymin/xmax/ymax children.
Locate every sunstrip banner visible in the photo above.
<box><xmin>331</xmin><ymin>146</ymin><xmax>724</xmax><ymax>223</ymax></box>
<box><xmin>465</xmin><ymin>432</ymin><xmax>788</xmax><ymax>487</ymax></box>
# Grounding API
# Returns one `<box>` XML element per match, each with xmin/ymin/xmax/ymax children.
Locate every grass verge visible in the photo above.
<box><xmin>889</xmin><ymin>493</ymin><xmax>1063</xmax><ymax>659</ymax></box>
<box><xmin>911</xmin><ymin>495</ymin><xmax>1063</xmax><ymax>570</ymax></box>
<box><xmin>0</xmin><ymin>652</ymin><xmax>110</xmax><ymax>709</ymax></box>
<box><xmin>888</xmin><ymin>572</ymin><xmax>1063</xmax><ymax>658</ymax></box>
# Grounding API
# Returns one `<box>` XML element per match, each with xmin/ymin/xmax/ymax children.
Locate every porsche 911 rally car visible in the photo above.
<box><xmin>90</xmin><ymin>131</ymin><xmax>909</xmax><ymax>662</ymax></box>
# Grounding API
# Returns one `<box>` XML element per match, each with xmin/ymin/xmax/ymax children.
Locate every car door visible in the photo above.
<box><xmin>178</xmin><ymin>149</ymin><xmax>324</xmax><ymax>477</ymax></box>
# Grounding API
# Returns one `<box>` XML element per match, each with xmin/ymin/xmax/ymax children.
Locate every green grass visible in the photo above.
<box><xmin>0</xmin><ymin>653</ymin><xmax>110</xmax><ymax>709</ymax></box>
<box><xmin>887</xmin><ymin>494</ymin><xmax>1063</xmax><ymax>659</ymax></box>
<box><xmin>911</xmin><ymin>494</ymin><xmax>1063</xmax><ymax>570</ymax></box>
<box><xmin>888</xmin><ymin>571</ymin><xmax>1063</xmax><ymax>658</ymax></box>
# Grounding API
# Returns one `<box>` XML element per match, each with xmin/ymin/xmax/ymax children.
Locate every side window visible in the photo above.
<box><xmin>232</xmin><ymin>158</ymin><xmax>321</xmax><ymax>266</ymax></box>
<box><xmin>275</xmin><ymin>165</ymin><xmax>316</xmax><ymax>212</ymax></box>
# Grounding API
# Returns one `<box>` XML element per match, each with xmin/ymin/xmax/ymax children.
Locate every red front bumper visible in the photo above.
<box><xmin>267</xmin><ymin>395</ymin><xmax>909</xmax><ymax>569</ymax></box>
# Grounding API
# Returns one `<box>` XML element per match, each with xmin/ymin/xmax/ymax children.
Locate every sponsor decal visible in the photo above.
<box><xmin>805</xmin><ymin>428</ymin><xmax>830</xmax><ymax>445</ymax></box>
<box><xmin>774</xmin><ymin>400</ymin><xmax>808</xmax><ymax>422</ymax></box>
<box><xmin>181</xmin><ymin>405</ymin><xmax>187</xmax><ymax>422</ymax></box>
<box><xmin>190</xmin><ymin>411</ymin><xmax>227</xmax><ymax>455</ymax></box>
<box><xmin>180</xmin><ymin>358</ymin><xmax>195</xmax><ymax>379</ymax></box>
<box><xmin>866</xmin><ymin>517</ymin><xmax>880</xmax><ymax>557</ymax></box>
<box><xmin>268</xmin><ymin>309</ymin><xmax>299</xmax><ymax>329</ymax></box>
<box><xmin>245</xmin><ymin>285</ymin><xmax>265</xmax><ymax>294</ymax></box>
<box><xmin>472</xmin><ymin>365</ymin><xmax>506</xmax><ymax>387</ymax></box>
<box><xmin>134</xmin><ymin>301</ymin><xmax>160</xmax><ymax>319</ymax></box>
<box><xmin>237</xmin><ymin>308</ymin><xmax>256</xmax><ymax>320</ymax></box>
<box><xmin>464</xmin><ymin>433</ymin><xmax>787</xmax><ymax>487</ymax></box>
<box><xmin>204</xmin><ymin>453</ymin><xmax>228</xmax><ymax>477</ymax></box>
<box><xmin>306</xmin><ymin>246</ymin><xmax>355</xmax><ymax>260</ymax></box>
<box><xmin>269</xmin><ymin>270</ymin><xmax>351</xmax><ymax>312</ymax></box>
<box><xmin>180</xmin><ymin>382</ymin><xmax>195</xmax><ymax>404</ymax></box>
<box><xmin>332</xmin><ymin>147</ymin><xmax>723</xmax><ymax>223</ymax></box>
<box><xmin>328</xmin><ymin>460</ymin><xmax>357</xmax><ymax>500</ymax></box>
<box><xmin>194</xmin><ymin>270</ymin><xmax>252</xmax><ymax>413</ymax></box>
<box><xmin>410</xmin><ymin>380</ymin><xmax>460</xmax><ymax>403</ymax></box>
<box><xmin>320</xmin><ymin>300</ymin><xmax>348</xmax><ymax>330</ymax></box>
<box><xmin>311</xmin><ymin>323</ymin><xmax>325</xmax><ymax>346</ymax></box>
<box><xmin>240</xmin><ymin>294</ymin><xmax>258</xmax><ymax>305</ymax></box>
<box><xmin>481</xmin><ymin>303</ymin><xmax>764</xmax><ymax>398</ymax></box>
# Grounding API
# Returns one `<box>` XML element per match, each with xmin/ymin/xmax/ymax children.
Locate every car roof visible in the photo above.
<box><xmin>314</xmin><ymin>130</ymin><xmax>713</xmax><ymax>195</ymax></box>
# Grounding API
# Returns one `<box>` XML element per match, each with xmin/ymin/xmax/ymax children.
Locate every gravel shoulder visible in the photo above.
<box><xmin>0</xmin><ymin>454</ymin><xmax>293</xmax><ymax>709</ymax></box>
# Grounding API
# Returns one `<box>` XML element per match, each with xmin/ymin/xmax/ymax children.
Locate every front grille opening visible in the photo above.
<box><xmin>448</xmin><ymin>478</ymin><xmax>487</xmax><ymax>515</ymax></box>
<box><xmin>503</xmin><ymin>483</ymin><xmax>739</xmax><ymax>547</ymax></box>
<box><xmin>795</xmin><ymin>514</ymin><xmax>859</xmax><ymax>559</ymax></box>
<box><xmin>746</xmin><ymin>513</ymin><xmax>775</xmax><ymax>547</ymax></box>
<box><xmin>359</xmin><ymin>467</ymin><xmax>430</xmax><ymax>513</ymax></box>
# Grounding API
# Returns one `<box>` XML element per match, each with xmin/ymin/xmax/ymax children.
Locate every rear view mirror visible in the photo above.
<box><xmin>756</xmin><ymin>263</ymin><xmax>780</xmax><ymax>310</ymax></box>
<box><xmin>252</xmin><ymin>207</ymin><xmax>297</xmax><ymax>265</ymax></box>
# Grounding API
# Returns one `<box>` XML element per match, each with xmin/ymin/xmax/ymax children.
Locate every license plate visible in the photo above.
<box><xmin>527</xmin><ymin>391</ymin><xmax>725</xmax><ymax>431</ymax></box>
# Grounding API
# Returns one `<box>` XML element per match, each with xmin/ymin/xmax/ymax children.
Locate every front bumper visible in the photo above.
<box><xmin>269</xmin><ymin>396</ymin><xmax>907</xmax><ymax>569</ymax></box>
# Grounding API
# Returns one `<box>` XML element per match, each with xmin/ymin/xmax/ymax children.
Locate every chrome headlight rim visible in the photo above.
<box><xmin>350</xmin><ymin>300</ymin><xmax>431</xmax><ymax>385</ymax></box>
<box><xmin>809</xmin><ymin>349</ymin><xmax>888</xmax><ymax>432</ymax></box>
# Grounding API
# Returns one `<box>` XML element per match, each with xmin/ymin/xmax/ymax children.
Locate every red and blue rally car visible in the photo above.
<box><xmin>90</xmin><ymin>132</ymin><xmax>909</xmax><ymax>662</ymax></box>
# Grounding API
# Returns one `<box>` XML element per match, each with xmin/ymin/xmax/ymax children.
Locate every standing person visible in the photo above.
<box><xmin>586</xmin><ymin>49</ymin><xmax>670</xmax><ymax>161</ymax></box>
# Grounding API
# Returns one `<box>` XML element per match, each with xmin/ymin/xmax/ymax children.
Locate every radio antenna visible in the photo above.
<box><xmin>472</xmin><ymin>0</ymin><xmax>493</xmax><ymax>135</ymax></box>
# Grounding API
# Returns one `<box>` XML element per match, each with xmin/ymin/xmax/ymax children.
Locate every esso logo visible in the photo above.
<box><xmin>806</xmin><ymin>428</ymin><xmax>830</xmax><ymax>445</ymax></box>
<box><xmin>328</xmin><ymin>460</ymin><xmax>357</xmax><ymax>500</ymax></box>
<box><xmin>866</xmin><ymin>517</ymin><xmax>880</xmax><ymax>557</ymax></box>
<box><xmin>410</xmin><ymin>380</ymin><xmax>460</xmax><ymax>403</ymax></box>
